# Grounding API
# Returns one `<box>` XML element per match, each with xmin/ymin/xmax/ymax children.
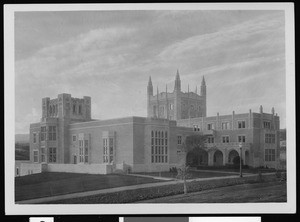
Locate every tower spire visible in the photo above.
<box><xmin>147</xmin><ymin>75</ymin><xmax>153</xmax><ymax>96</ymax></box>
<box><xmin>174</xmin><ymin>69</ymin><xmax>181</xmax><ymax>92</ymax></box>
<box><xmin>201</xmin><ymin>75</ymin><xmax>206</xmax><ymax>97</ymax></box>
<box><xmin>201</xmin><ymin>75</ymin><xmax>206</xmax><ymax>86</ymax></box>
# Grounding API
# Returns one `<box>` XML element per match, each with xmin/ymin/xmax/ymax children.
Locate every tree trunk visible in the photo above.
<box><xmin>183</xmin><ymin>177</ymin><xmax>187</xmax><ymax>194</ymax></box>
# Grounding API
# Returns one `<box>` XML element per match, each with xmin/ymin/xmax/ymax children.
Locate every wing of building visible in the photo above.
<box><xmin>15</xmin><ymin>71</ymin><xmax>281</xmax><ymax>176</ymax></box>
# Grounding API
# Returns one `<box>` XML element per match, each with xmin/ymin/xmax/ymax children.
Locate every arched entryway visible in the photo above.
<box><xmin>245</xmin><ymin>150</ymin><xmax>250</xmax><ymax>166</ymax></box>
<box><xmin>228</xmin><ymin>149</ymin><xmax>239</xmax><ymax>164</ymax></box>
<box><xmin>213</xmin><ymin>150</ymin><xmax>223</xmax><ymax>166</ymax></box>
<box><xmin>186</xmin><ymin>149</ymin><xmax>208</xmax><ymax>166</ymax></box>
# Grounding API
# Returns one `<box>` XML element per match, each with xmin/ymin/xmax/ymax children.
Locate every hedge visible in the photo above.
<box><xmin>44</xmin><ymin>173</ymin><xmax>280</xmax><ymax>204</ymax></box>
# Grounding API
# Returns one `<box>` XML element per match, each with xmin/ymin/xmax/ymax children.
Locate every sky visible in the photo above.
<box><xmin>14</xmin><ymin>10</ymin><xmax>286</xmax><ymax>134</ymax></box>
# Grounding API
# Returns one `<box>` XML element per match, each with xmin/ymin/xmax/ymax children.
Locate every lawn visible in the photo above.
<box><xmin>15</xmin><ymin>172</ymin><xmax>163</xmax><ymax>201</ymax></box>
<box><xmin>137</xmin><ymin>181</ymin><xmax>287</xmax><ymax>203</ymax></box>
<box><xmin>136</xmin><ymin>170</ymin><xmax>239</xmax><ymax>179</ymax></box>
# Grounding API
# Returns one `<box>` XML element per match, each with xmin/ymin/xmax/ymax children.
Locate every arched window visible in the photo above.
<box><xmin>73</xmin><ymin>104</ymin><xmax>76</xmax><ymax>114</ymax></box>
<box><xmin>49</xmin><ymin>106</ymin><xmax>52</xmax><ymax>115</ymax></box>
<box><xmin>78</xmin><ymin>105</ymin><xmax>82</xmax><ymax>115</ymax></box>
<box><xmin>151</xmin><ymin>131</ymin><xmax>154</xmax><ymax>137</ymax></box>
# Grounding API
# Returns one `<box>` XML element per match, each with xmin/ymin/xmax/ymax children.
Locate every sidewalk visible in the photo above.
<box><xmin>16</xmin><ymin>172</ymin><xmax>274</xmax><ymax>204</ymax></box>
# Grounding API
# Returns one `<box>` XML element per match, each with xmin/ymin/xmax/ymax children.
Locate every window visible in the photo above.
<box><xmin>222</xmin><ymin>122</ymin><xmax>230</xmax><ymax>130</ymax></box>
<box><xmin>48</xmin><ymin>126</ymin><xmax>56</xmax><ymax>141</ymax></box>
<box><xmin>49</xmin><ymin>147</ymin><xmax>57</xmax><ymax>163</ymax></box>
<box><xmin>33</xmin><ymin>150</ymin><xmax>39</xmax><ymax>163</ymax></box>
<box><xmin>84</xmin><ymin>140</ymin><xmax>89</xmax><ymax>163</ymax></box>
<box><xmin>151</xmin><ymin>130</ymin><xmax>168</xmax><ymax>163</ymax></box>
<box><xmin>222</xmin><ymin>136</ymin><xmax>230</xmax><ymax>143</ymax></box>
<box><xmin>265</xmin><ymin>149</ymin><xmax>275</xmax><ymax>161</ymax></box>
<box><xmin>33</xmin><ymin>133</ymin><xmax>37</xmax><ymax>143</ymax></box>
<box><xmin>16</xmin><ymin>167</ymin><xmax>19</xmax><ymax>176</ymax></box>
<box><xmin>40</xmin><ymin>126</ymin><xmax>46</xmax><ymax>141</ymax></box>
<box><xmin>207</xmin><ymin>137</ymin><xmax>214</xmax><ymax>143</ymax></box>
<box><xmin>193</xmin><ymin>125</ymin><xmax>200</xmax><ymax>131</ymax></box>
<box><xmin>238</xmin><ymin>121</ymin><xmax>246</xmax><ymax>129</ymax></box>
<box><xmin>41</xmin><ymin>147</ymin><xmax>46</xmax><ymax>162</ymax></box>
<box><xmin>265</xmin><ymin>134</ymin><xmax>275</xmax><ymax>143</ymax></box>
<box><xmin>169</xmin><ymin>104</ymin><xmax>173</xmax><ymax>110</ymax></box>
<box><xmin>263</xmin><ymin>121</ymin><xmax>271</xmax><ymax>129</ymax></box>
<box><xmin>177</xmin><ymin>135</ymin><xmax>182</xmax><ymax>145</ymax></box>
<box><xmin>73</xmin><ymin>104</ymin><xmax>76</xmax><ymax>114</ymax></box>
<box><xmin>78</xmin><ymin>105</ymin><xmax>82</xmax><ymax>115</ymax></box>
<box><xmin>103</xmin><ymin>138</ymin><xmax>113</xmax><ymax>163</ymax></box>
<box><xmin>79</xmin><ymin>140</ymin><xmax>84</xmax><ymax>163</ymax></box>
<box><xmin>207</xmin><ymin>123</ymin><xmax>214</xmax><ymax>130</ymax></box>
<box><xmin>72</xmin><ymin>135</ymin><xmax>77</xmax><ymax>142</ymax></box>
<box><xmin>238</xmin><ymin>135</ymin><xmax>246</xmax><ymax>143</ymax></box>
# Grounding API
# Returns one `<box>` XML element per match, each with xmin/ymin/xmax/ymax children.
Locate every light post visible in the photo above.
<box><xmin>239</xmin><ymin>142</ymin><xmax>243</xmax><ymax>177</ymax></box>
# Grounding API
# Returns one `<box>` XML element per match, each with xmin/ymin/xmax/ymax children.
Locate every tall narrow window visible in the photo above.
<box><xmin>177</xmin><ymin>135</ymin><xmax>182</xmax><ymax>145</ymax></box>
<box><xmin>73</xmin><ymin>104</ymin><xmax>76</xmax><ymax>114</ymax></box>
<box><xmin>48</xmin><ymin>126</ymin><xmax>56</xmax><ymax>141</ymax></box>
<box><xmin>79</xmin><ymin>105</ymin><xmax>82</xmax><ymax>115</ymax></box>
<box><xmin>33</xmin><ymin>133</ymin><xmax>37</xmax><ymax>143</ymax></box>
<box><xmin>41</xmin><ymin>147</ymin><xmax>46</xmax><ymax>162</ymax></box>
<box><xmin>84</xmin><ymin>140</ymin><xmax>89</xmax><ymax>163</ymax></box>
<box><xmin>40</xmin><ymin>126</ymin><xmax>46</xmax><ymax>141</ymax></box>
<box><xmin>49</xmin><ymin>147</ymin><xmax>57</xmax><ymax>163</ymax></box>
<box><xmin>33</xmin><ymin>150</ymin><xmax>39</xmax><ymax>163</ymax></box>
<box><xmin>79</xmin><ymin>140</ymin><xmax>84</xmax><ymax>163</ymax></box>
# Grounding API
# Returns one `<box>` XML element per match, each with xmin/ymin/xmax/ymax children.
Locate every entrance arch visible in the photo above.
<box><xmin>186</xmin><ymin>149</ymin><xmax>208</xmax><ymax>166</ymax></box>
<box><xmin>228</xmin><ymin>149</ymin><xmax>239</xmax><ymax>164</ymax></box>
<box><xmin>213</xmin><ymin>150</ymin><xmax>223</xmax><ymax>166</ymax></box>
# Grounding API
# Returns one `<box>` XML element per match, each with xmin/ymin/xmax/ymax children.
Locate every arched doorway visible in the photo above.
<box><xmin>213</xmin><ymin>150</ymin><xmax>223</xmax><ymax>166</ymax></box>
<box><xmin>228</xmin><ymin>149</ymin><xmax>239</xmax><ymax>164</ymax></box>
<box><xmin>245</xmin><ymin>150</ymin><xmax>250</xmax><ymax>166</ymax></box>
<box><xmin>186</xmin><ymin>149</ymin><xmax>208</xmax><ymax>166</ymax></box>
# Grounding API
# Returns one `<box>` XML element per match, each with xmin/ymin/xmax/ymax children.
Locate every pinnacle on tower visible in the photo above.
<box><xmin>147</xmin><ymin>75</ymin><xmax>153</xmax><ymax>96</ymax></box>
<box><xmin>201</xmin><ymin>75</ymin><xmax>206</xmax><ymax>85</ymax></box>
<box><xmin>174</xmin><ymin>69</ymin><xmax>181</xmax><ymax>92</ymax></box>
<box><xmin>201</xmin><ymin>75</ymin><xmax>206</xmax><ymax>96</ymax></box>
<box><xmin>148</xmin><ymin>76</ymin><xmax>152</xmax><ymax>86</ymax></box>
<box><xmin>176</xmin><ymin>69</ymin><xmax>180</xmax><ymax>80</ymax></box>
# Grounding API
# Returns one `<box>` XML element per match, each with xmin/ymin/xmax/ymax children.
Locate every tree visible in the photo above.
<box><xmin>177</xmin><ymin>134</ymin><xmax>207</xmax><ymax>194</ymax></box>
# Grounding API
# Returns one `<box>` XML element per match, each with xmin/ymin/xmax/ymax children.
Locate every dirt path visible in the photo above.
<box><xmin>137</xmin><ymin>181</ymin><xmax>287</xmax><ymax>203</ymax></box>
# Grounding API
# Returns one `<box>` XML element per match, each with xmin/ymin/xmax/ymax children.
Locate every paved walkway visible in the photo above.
<box><xmin>16</xmin><ymin>172</ymin><xmax>274</xmax><ymax>204</ymax></box>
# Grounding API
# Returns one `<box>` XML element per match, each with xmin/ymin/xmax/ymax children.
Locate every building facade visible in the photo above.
<box><xmin>18</xmin><ymin>71</ymin><xmax>281</xmax><ymax>176</ymax></box>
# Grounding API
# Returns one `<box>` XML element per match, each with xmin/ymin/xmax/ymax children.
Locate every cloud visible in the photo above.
<box><xmin>14</xmin><ymin>10</ymin><xmax>286</xmax><ymax>134</ymax></box>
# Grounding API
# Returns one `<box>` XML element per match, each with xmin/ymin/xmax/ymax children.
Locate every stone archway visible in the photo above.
<box><xmin>186</xmin><ymin>149</ymin><xmax>208</xmax><ymax>166</ymax></box>
<box><xmin>228</xmin><ymin>149</ymin><xmax>239</xmax><ymax>164</ymax></box>
<box><xmin>213</xmin><ymin>150</ymin><xmax>223</xmax><ymax>166</ymax></box>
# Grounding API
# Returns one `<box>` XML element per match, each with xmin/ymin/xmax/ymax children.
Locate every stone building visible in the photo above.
<box><xmin>16</xmin><ymin>70</ymin><xmax>281</xmax><ymax>176</ymax></box>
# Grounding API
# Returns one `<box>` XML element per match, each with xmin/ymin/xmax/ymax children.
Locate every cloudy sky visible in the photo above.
<box><xmin>14</xmin><ymin>10</ymin><xmax>286</xmax><ymax>134</ymax></box>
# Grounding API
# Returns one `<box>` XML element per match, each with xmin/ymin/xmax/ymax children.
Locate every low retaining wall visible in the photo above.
<box><xmin>44</xmin><ymin>164</ymin><xmax>113</xmax><ymax>174</ymax></box>
<box><xmin>15</xmin><ymin>162</ymin><xmax>42</xmax><ymax>177</ymax></box>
